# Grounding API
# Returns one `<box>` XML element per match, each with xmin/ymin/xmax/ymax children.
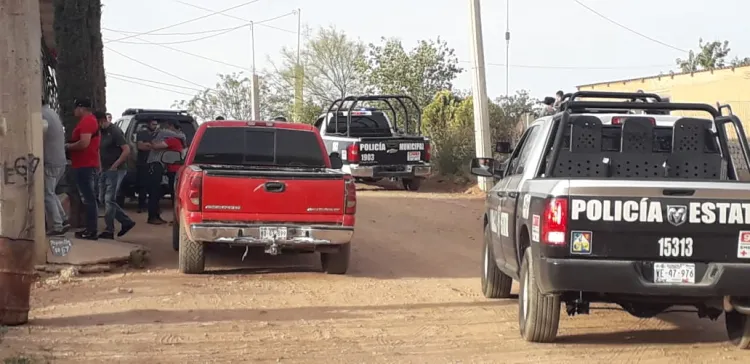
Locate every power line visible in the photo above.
<box><xmin>105</xmin><ymin>0</ymin><xmax>266</xmax><ymax>44</ymax></box>
<box><xmin>104</xmin><ymin>11</ymin><xmax>295</xmax><ymax>71</ymax></box>
<box><xmin>105</xmin><ymin>46</ymin><xmax>209</xmax><ymax>88</ymax></box>
<box><xmin>175</xmin><ymin>0</ymin><xmax>297</xmax><ymax>34</ymax></box>
<box><xmin>572</xmin><ymin>0</ymin><xmax>687</xmax><ymax>53</ymax></box>
<box><xmin>461</xmin><ymin>60</ymin><xmax>673</xmax><ymax>70</ymax></box>
<box><xmin>106</xmin><ymin>72</ymin><xmax>207</xmax><ymax>92</ymax></box>
<box><xmin>103</xmin><ymin>25</ymin><xmax>243</xmax><ymax>36</ymax></box>
<box><xmin>107</xmin><ymin>74</ymin><xmax>196</xmax><ymax>96</ymax></box>
<box><xmin>103</xmin><ymin>24</ymin><xmax>248</xmax><ymax>45</ymax></box>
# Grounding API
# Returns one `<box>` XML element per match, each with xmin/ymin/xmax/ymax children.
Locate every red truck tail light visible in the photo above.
<box><xmin>424</xmin><ymin>142</ymin><xmax>431</xmax><ymax>161</ymax></box>
<box><xmin>346</xmin><ymin>143</ymin><xmax>360</xmax><ymax>163</ymax></box>
<box><xmin>611</xmin><ymin>116</ymin><xmax>655</xmax><ymax>125</ymax></box>
<box><xmin>542</xmin><ymin>198</ymin><xmax>568</xmax><ymax>246</ymax></box>
<box><xmin>344</xmin><ymin>176</ymin><xmax>356</xmax><ymax>214</ymax></box>
<box><xmin>186</xmin><ymin>172</ymin><xmax>203</xmax><ymax>212</ymax></box>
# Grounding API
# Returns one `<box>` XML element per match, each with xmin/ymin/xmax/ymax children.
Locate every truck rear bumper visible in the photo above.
<box><xmin>537</xmin><ymin>257</ymin><xmax>750</xmax><ymax>298</ymax></box>
<box><xmin>344</xmin><ymin>164</ymin><xmax>431</xmax><ymax>178</ymax></box>
<box><xmin>190</xmin><ymin>223</ymin><xmax>354</xmax><ymax>247</ymax></box>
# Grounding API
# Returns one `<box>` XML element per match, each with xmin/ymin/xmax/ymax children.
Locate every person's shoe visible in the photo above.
<box><xmin>46</xmin><ymin>229</ymin><xmax>65</xmax><ymax>236</ymax></box>
<box><xmin>136</xmin><ymin>208</ymin><xmax>144</xmax><ymax>214</ymax></box>
<box><xmin>157</xmin><ymin>217</ymin><xmax>169</xmax><ymax>224</ymax></box>
<box><xmin>118</xmin><ymin>221</ymin><xmax>136</xmax><ymax>237</ymax></box>
<box><xmin>147</xmin><ymin>218</ymin><xmax>165</xmax><ymax>225</ymax></box>
<box><xmin>98</xmin><ymin>231</ymin><xmax>115</xmax><ymax>240</ymax></box>
<box><xmin>75</xmin><ymin>230</ymin><xmax>98</xmax><ymax>240</ymax></box>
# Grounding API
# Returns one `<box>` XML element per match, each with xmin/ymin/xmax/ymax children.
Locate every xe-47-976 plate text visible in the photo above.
<box><xmin>260</xmin><ymin>226</ymin><xmax>288</xmax><ymax>241</ymax></box>
<box><xmin>654</xmin><ymin>262</ymin><xmax>695</xmax><ymax>284</ymax></box>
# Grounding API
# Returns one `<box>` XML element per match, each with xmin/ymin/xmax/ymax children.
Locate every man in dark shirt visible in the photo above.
<box><xmin>97</xmin><ymin>111</ymin><xmax>136</xmax><ymax>239</ymax></box>
<box><xmin>135</xmin><ymin>119</ymin><xmax>158</xmax><ymax>212</ymax></box>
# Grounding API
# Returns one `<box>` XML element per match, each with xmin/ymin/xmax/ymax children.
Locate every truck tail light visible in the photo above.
<box><xmin>611</xmin><ymin>116</ymin><xmax>655</xmax><ymax>125</ymax></box>
<box><xmin>346</xmin><ymin>143</ymin><xmax>360</xmax><ymax>163</ymax></box>
<box><xmin>425</xmin><ymin>142</ymin><xmax>431</xmax><ymax>161</ymax></box>
<box><xmin>344</xmin><ymin>175</ymin><xmax>356</xmax><ymax>214</ymax></box>
<box><xmin>186</xmin><ymin>172</ymin><xmax>203</xmax><ymax>212</ymax></box>
<box><xmin>542</xmin><ymin>198</ymin><xmax>568</xmax><ymax>246</ymax></box>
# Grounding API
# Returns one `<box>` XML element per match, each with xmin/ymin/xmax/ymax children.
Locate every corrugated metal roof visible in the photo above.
<box><xmin>577</xmin><ymin>64</ymin><xmax>750</xmax><ymax>89</ymax></box>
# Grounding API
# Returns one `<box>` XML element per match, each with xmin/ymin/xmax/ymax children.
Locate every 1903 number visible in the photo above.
<box><xmin>658</xmin><ymin>237</ymin><xmax>693</xmax><ymax>257</ymax></box>
<box><xmin>361</xmin><ymin>153</ymin><xmax>375</xmax><ymax>162</ymax></box>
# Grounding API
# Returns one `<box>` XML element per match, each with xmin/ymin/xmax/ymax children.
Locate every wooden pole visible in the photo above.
<box><xmin>0</xmin><ymin>0</ymin><xmax>44</xmax><ymax>325</ymax></box>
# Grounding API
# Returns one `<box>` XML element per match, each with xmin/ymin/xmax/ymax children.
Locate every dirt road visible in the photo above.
<box><xmin>2</xmin><ymin>184</ymin><xmax>749</xmax><ymax>363</ymax></box>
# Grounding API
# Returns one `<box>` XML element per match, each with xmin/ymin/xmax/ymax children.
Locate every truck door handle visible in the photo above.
<box><xmin>496</xmin><ymin>191</ymin><xmax>506</xmax><ymax>197</ymax></box>
<box><xmin>263</xmin><ymin>181</ymin><xmax>286</xmax><ymax>193</ymax></box>
<box><xmin>507</xmin><ymin>191</ymin><xmax>518</xmax><ymax>198</ymax></box>
<box><xmin>662</xmin><ymin>188</ymin><xmax>695</xmax><ymax>196</ymax></box>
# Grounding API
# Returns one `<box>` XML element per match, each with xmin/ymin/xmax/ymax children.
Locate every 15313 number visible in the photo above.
<box><xmin>658</xmin><ymin>237</ymin><xmax>693</xmax><ymax>257</ymax></box>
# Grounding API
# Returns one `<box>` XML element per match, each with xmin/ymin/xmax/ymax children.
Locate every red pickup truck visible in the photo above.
<box><xmin>168</xmin><ymin>120</ymin><xmax>356</xmax><ymax>275</ymax></box>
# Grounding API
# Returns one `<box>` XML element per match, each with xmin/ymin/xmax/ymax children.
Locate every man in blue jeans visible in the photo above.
<box><xmin>65</xmin><ymin>99</ymin><xmax>101</xmax><ymax>240</ymax></box>
<box><xmin>42</xmin><ymin>100</ymin><xmax>70</xmax><ymax>235</ymax></box>
<box><xmin>96</xmin><ymin>111</ymin><xmax>136</xmax><ymax>239</ymax></box>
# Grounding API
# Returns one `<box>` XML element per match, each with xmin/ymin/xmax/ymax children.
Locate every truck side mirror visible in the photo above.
<box><xmin>329</xmin><ymin>152</ymin><xmax>343</xmax><ymax>169</ymax></box>
<box><xmin>495</xmin><ymin>141</ymin><xmax>512</xmax><ymax>154</ymax></box>
<box><xmin>470</xmin><ymin>157</ymin><xmax>496</xmax><ymax>177</ymax></box>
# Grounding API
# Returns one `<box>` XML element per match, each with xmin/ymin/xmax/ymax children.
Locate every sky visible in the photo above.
<box><xmin>101</xmin><ymin>0</ymin><xmax>750</xmax><ymax>118</ymax></box>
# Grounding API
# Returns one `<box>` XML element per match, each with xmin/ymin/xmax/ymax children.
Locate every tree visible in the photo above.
<box><xmin>730</xmin><ymin>56</ymin><xmax>750</xmax><ymax>68</ymax></box>
<box><xmin>677</xmin><ymin>38</ymin><xmax>731</xmax><ymax>72</ymax></box>
<box><xmin>361</xmin><ymin>37</ymin><xmax>463</xmax><ymax>108</ymax></box>
<box><xmin>265</xmin><ymin>26</ymin><xmax>367</xmax><ymax>112</ymax></box>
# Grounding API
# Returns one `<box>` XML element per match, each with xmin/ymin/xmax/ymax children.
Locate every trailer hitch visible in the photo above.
<box><xmin>265</xmin><ymin>243</ymin><xmax>281</xmax><ymax>256</ymax></box>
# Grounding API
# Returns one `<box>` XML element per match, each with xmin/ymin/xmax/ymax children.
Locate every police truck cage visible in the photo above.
<box><xmin>324</xmin><ymin>95</ymin><xmax>422</xmax><ymax>137</ymax></box>
<box><xmin>544</xmin><ymin>91</ymin><xmax>750</xmax><ymax>181</ymax></box>
<box><xmin>122</xmin><ymin>108</ymin><xmax>190</xmax><ymax>116</ymax></box>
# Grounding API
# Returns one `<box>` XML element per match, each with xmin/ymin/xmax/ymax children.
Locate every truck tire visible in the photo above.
<box><xmin>172</xmin><ymin>220</ymin><xmax>180</xmax><ymax>251</ymax></box>
<box><xmin>725</xmin><ymin>310</ymin><xmax>750</xmax><ymax>349</ymax></box>
<box><xmin>402</xmin><ymin>178</ymin><xmax>422</xmax><ymax>191</ymax></box>
<box><xmin>518</xmin><ymin>247</ymin><xmax>560</xmax><ymax>343</ymax></box>
<box><xmin>481</xmin><ymin>225</ymin><xmax>512</xmax><ymax>298</ymax></box>
<box><xmin>321</xmin><ymin>243</ymin><xmax>350</xmax><ymax>274</ymax></box>
<box><xmin>178</xmin><ymin>224</ymin><xmax>205</xmax><ymax>274</ymax></box>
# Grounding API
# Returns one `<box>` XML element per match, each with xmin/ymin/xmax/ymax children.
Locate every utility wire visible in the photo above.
<box><xmin>479</xmin><ymin>61</ymin><xmax>674</xmax><ymax>70</ymax></box>
<box><xmin>103</xmin><ymin>25</ymin><xmax>243</xmax><ymax>36</ymax></box>
<box><xmin>105</xmin><ymin>0</ymin><xmax>267</xmax><ymax>44</ymax></box>
<box><xmin>573</xmin><ymin>0</ymin><xmax>687</xmax><ymax>53</ymax></box>
<box><xmin>103</xmin><ymin>24</ymin><xmax>248</xmax><ymax>45</ymax></box>
<box><xmin>175</xmin><ymin>0</ymin><xmax>297</xmax><ymax>34</ymax></box>
<box><xmin>105</xmin><ymin>46</ymin><xmax>210</xmax><ymax>89</ymax></box>
<box><xmin>107</xmin><ymin>72</ymin><xmax>207</xmax><ymax>92</ymax></box>
<box><xmin>108</xmin><ymin>74</ymin><xmax>196</xmax><ymax>96</ymax></box>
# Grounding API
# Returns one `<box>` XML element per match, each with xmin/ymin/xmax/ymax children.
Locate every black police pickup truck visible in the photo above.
<box><xmin>471</xmin><ymin>91</ymin><xmax>750</xmax><ymax>349</ymax></box>
<box><xmin>313</xmin><ymin>95</ymin><xmax>431</xmax><ymax>191</ymax></box>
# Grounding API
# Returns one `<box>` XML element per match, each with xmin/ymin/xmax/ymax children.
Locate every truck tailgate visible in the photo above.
<box><xmin>560</xmin><ymin>180</ymin><xmax>750</xmax><ymax>265</ymax></box>
<box><xmin>201</xmin><ymin>168</ymin><xmax>345</xmax><ymax>216</ymax></box>
<box><xmin>358</xmin><ymin>137</ymin><xmax>427</xmax><ymax>165</ymax></box>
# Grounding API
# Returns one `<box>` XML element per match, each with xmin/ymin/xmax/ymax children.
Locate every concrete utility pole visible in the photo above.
<box><xmin>0</xmin><ymin>0</ymin><xmax>44</xmax><ymax>325</ymax></box>
<box><xmin>250</xmin><ymin>22</ymin><xmax>261</xmax><ymax>120</ymax></box>
<box><xmin>468</xmin><ymin>0</ymin><xmax>493</xmax><ymax>192</ymax></box>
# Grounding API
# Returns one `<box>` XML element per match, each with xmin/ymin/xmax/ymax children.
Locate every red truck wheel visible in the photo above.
<box><xmin>178</xmin><ymin>224</ymin><xmax>205</xmax><ymax>274</ymax></box>
<box><xmin>321</xmin><ymin>243</ymin><xmax>350</xmax><ymax>274</ymax></box>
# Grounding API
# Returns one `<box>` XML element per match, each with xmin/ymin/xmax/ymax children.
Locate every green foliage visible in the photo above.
<box><xmin>676</xmin><ymin>38</ymin><xmax>750</xmax><ymax>72</ymax></box>
<box><xmin>54</xmin><ymin>0</ymin><xmax>106</xmax><ymax>134</ymax></box>
<box><xmin>361</xmin><ymin>37</ymin><xmax>463</xmax><ymax>108</ymax></box>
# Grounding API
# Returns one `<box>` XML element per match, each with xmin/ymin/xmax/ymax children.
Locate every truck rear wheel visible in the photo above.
<box><xmin>172</xmin><ymin>220</ymin><xmax>180</xmax><ymax>251</ymax></box>
<box><xmin>402</xmin><ymin>178</ymin><xmax>422</xmax><ymax>191</ymax></box>
<box><xmin>321</xmin><ymin>243</ymin><xmax>350</xmax><ymax>274</ymax></box>
<box><xmin>725</xmin><ymin>310</ymin><xmax>750</xmax><ymax>349</ymax></box>
<box><xmin>178</xmin><ymin>224</ymin><xmax>205</xmax><ymax>274</ymax></box>
<box><xmin>518</xmin><ymin>247</ymin><xmax>560</xmax><ymax>343</ymax></box>
<box><xmin>481</xmin><ymin>225</ymin><xmax>512</xmax><ymax>298</ymax></box>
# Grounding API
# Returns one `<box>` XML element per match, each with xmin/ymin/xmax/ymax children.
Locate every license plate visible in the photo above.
<box><xmin>407</xmin><ymin>151</ymin><xmax>421</xmax><ymax>161</ymax></box>
<box><xmin>654</xmin><ymin>262</ymin><xmax>695</xmax><ymax>284</ymax></box>
<box><xmin>259</xmin><ymin>226</ymin><xmax>287</xmax><ymax>241</ymax></box>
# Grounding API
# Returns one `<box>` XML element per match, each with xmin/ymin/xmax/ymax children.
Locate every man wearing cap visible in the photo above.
<box><xmin>64</xmin><ymin>98</ymin><xmax>101</xmax><ymax>240</ymax></box>
<box><xmin>146</xmin><ymin>120</ymin><xmax>186</xmax><ymax>225</ymax></box>
<box><xmin>135</xmin><ymin>119</ymin><xmax>159</xmax><ymax>212</ymax></box>
<box><xmin>96</xmin><ymin>111</ymin><xmax>136</xmax><ymax>239</ymax></box>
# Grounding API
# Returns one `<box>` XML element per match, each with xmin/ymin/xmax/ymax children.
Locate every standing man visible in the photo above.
<box><xmin>65</xmin><ymin>98</ymin><xmax>101</xmax><ymax>240</ymax></box>
<box><xmin>96</xmin><ymin>111</ymin><xmax>136</xmax><ymax>239</ymax></box>
<box><xmin>42</xmin><ymin>100</ymin><xmax>69</xmax><ymax>235</ymax></box>
<box><xmin>146</xmin><ymin>120</ymin><xmax>186</xmax><ymax>225</ymax></box>
<box><xmin>135</xmin><ymin>120</ymin><xmax>158</xmax><ymax>213</ymax></box>
<box><xmin>553</xmin><ymin>90</ymin><xmax>564</xmax><ymax>110</ymax></box>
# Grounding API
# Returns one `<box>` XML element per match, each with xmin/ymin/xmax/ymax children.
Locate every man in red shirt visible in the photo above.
<box><xmin>64</xmin><ymin>98</ymin><xmax>101</xmax><ymax>240</ymax></box>
<box><xmin>145</xmin><ymin>119</ymin><xmax>185</xmax><ymax>224</ymax></box>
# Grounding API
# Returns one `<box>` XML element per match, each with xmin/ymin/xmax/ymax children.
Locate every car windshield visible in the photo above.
<box><xmin>193</xmin><ymin>127</ymin><xmax>326</xmax><ymax>167</ymax></box>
